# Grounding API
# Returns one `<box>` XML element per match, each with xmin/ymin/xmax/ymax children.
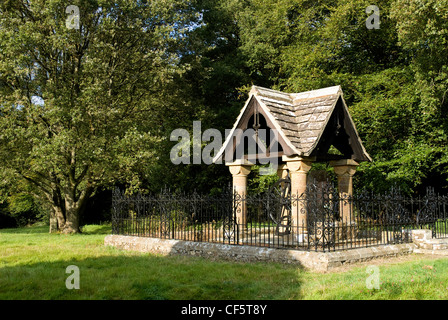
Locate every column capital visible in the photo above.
<box><xmin>226</xmin><ymin>160</ymin><xmax>253</xmax><ymax>176</ymax></box>
<box><xmin>330</xmin><ymin>159</ymin><xmax>359</xmax><ymax>177</ymax></box>
<box><xmin>283</xmin><ymin>156</ymin><xmax>313</xmax><ymax>173</ymax></box>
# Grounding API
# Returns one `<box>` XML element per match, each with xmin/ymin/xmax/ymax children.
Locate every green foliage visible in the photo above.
<box><xmin>7</xmin><ymin>193</ymin><xmax>45</xmax><ymax>227</ymax></box>
<box><xmin>232</xmin><ymin>0</ymin><xmax>448</xmax><ymax>193</ymax></box>
<box><xmin>0</xmin><ymin>0</ymin><xmax>199</xmax><ymax>230</ymax></box>
<box><xmin>247</xmin><ymin>165</ymin><xmax>279</xmax><ymax>195</ymax></box>
<box><xmin>1</xmin><ymin>0</ymin><xmax>448</xmax><ymax>221</ymax></box>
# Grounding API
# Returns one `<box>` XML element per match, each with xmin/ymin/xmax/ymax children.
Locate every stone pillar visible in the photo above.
<box><xmin>330</xmin><ymin>159</ymin><xmax>359</xmax><ymax>240</ymax></box>
<box><xmin>276</xmin><ymin>164</ymin><xmax>289</xmax><ymax>182</ymax></box>
<box><xmin>275</xmin><ymin>163</ymin><xmax>290</xmax><ymax>235</ymax></box>
<box><xmin>330</xmin><ymin>159</ymin><xmax>358</xmax><ymax>222</ymax></box>
<box><xmin>226</xmin><ymin>160</ymin><xmax>253</xmax><ymax>228</ymax></box>
<box><xmin>283</xmin><ymin>156</ymin><xmax>313</xmax><ymax>241</ymax></box>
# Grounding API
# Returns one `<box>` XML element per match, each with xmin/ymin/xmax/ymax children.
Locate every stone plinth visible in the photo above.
<box><xmin>226</xmin><ymin>160</ymin><xmax>252</xmax><ymax>228</ymax></box>
<box><xmin>330</xmin><ymin>159</ymin><xmax>359</xmax><ymax>225</ymax></box>
<box><xmin>283</xmin><ymin>156</ymin><xmax>313</xmax><ymax>238</ymax></box>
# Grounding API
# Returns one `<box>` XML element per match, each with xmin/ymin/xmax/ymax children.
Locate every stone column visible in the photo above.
<box><xmin>276</xmin><ymin>163</ymin><xmax>289</xmax><ymax>181</ymax></box>
<box><xmin>226</xmin><ymin>160</ymin><xmax>253</xmax><ymax>229</ymax></box>
<box><xmin>330</xmin><ymin>159</ymin><xmax>359</xmax><ymax>240</ymax></box>
<box><xmin>275</xmin><ymin>163</ymin><xmax>289</xmax><ymax>234</ymax></box>
<box><xmin>283</xmin><ymin>156</ymin><xmax>313</xmax><ymax>241</ymax></box>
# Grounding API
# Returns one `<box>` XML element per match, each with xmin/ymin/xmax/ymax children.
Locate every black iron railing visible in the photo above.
<box><xmin>111</xmin><ymin>186</ymin><xmax>448</xmax><ymax>252</ymax></box>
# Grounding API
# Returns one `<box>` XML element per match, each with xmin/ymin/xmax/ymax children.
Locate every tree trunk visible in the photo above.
<box><xmin>64</xmin><ymin>209</ymin><xmax>80</xmax><ymax>233</ymax></box>
<box><xmin>61</xmin><ymin>186</ymin><xmax>92</xmax><ymax>234</ymax></box>
<box><xmin>55</xmin><ymin>205</ymin><xmax>67</xmax><ymax>231</ymax></box>
<box><xmin>49</xmin><ymin>208</ymin><xmax>58</xmax><ymax>233</ymax></box>
<box><xmin>49</xmin><ymin>205</ymin><xmax>66</xmax><ymax>233</ymax></box>
<box><xmin>63</xmin><ymin>196</ymin><xmax>81</xmax><ymax>233</ymax></box>
<box><xmin>46</xmin><ymin>185</ymin><xmax>67</xmax><ymax>233</ymax></box>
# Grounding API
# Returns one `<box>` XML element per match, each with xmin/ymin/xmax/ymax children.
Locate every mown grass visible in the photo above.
<box><xmin>300</xmin><ymin>260</ymin><xmax>448</xmax><ymax>300</ymax></box>
<box><xmin>1</xmin><ymin>224</ymin><xmax>448</xmax><ymax>300</ymax></box>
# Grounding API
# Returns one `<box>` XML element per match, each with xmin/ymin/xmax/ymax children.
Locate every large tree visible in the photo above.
<box><xmin>0</xmin><ymin>0</ymin><xmax>194</xmax><ymax>233</ymax></box>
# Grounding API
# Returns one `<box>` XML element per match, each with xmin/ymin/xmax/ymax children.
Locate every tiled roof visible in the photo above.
<box><xmin>252</xmin><ymin>85</ymin><xmax>342</xmax><ymax>156</ymax></box>
<box><xmin>213</xmin><ymin>85</ymin><xmax>371</xmax><ymax>162</ymax></box>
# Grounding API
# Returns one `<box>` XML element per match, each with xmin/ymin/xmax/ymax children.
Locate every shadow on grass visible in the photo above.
<box><xmin>0</xmin><ymin>224</ymin><xmax>49</xmax><ymax>234</ymax></box>
<box><xmin>0</xmin><ymin>224</ymin><xmax>303</xmax><ymax>300</ymax></box>
<box><xmin>0</xmin><ymin>224</ymin><xmax>112</xmax><ymax>235</ymax></box>
<box><xmin>80</xmin><ymin>224</ymin><xmax>112</xmax><ymax>235</ymax></box>
<box><xmin>0</xmin><ymin>250</ymin><xmax>304</xmax><ymax>300</ymax></box>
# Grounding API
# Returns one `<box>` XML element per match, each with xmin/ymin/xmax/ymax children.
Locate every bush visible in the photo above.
<box><xmin>7</xmin><ymin>193</ymin><xmax>45</xmax><ymax>227</ymax></box>
<box><xmin>0</xmin><ymin>203</ymin><xmax>17</xmax><ymax>228</ymax></box>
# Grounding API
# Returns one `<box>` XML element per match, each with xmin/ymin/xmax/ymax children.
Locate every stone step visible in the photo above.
<box><xmin>423</xmin><ymin>240</ymin><xmax>448</xmax><ymax>250</ymax></box>
<box><xmin>414</xmin><ymin>248</ymin><xmax>448</xmax><ymax>256</ymax></box>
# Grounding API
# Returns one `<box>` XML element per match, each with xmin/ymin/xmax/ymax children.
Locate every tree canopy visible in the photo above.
<box><xmin>232</xmin><ymin>0</ymin><xmax>448</xmax><ymax>193</ymax></box>
<box><xmin>0</xmin><ymin>0</ymin><xmax>196</xmax><ymax>232</ymax></box>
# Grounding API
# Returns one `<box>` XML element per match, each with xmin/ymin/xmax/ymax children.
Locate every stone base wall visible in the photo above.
<box><xmin>403</xmin><ymin>229</ymin><xmax>448</xmax><ymax>251</ymax></box>
<box><xmin>104</xmin><ymin>229</ymin><xmax>448</xmax><ymax>271</ymax></box>
<box><xmin>105</xmin><ymin>235</ymin><xmax>417</xmax><ymax>271</ymax></box>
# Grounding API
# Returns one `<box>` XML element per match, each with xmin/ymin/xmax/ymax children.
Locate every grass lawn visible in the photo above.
<box><xmin>1</xmin><ymin>224</ymin><xmax>448</xmax><ymax>300</ymax></box>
